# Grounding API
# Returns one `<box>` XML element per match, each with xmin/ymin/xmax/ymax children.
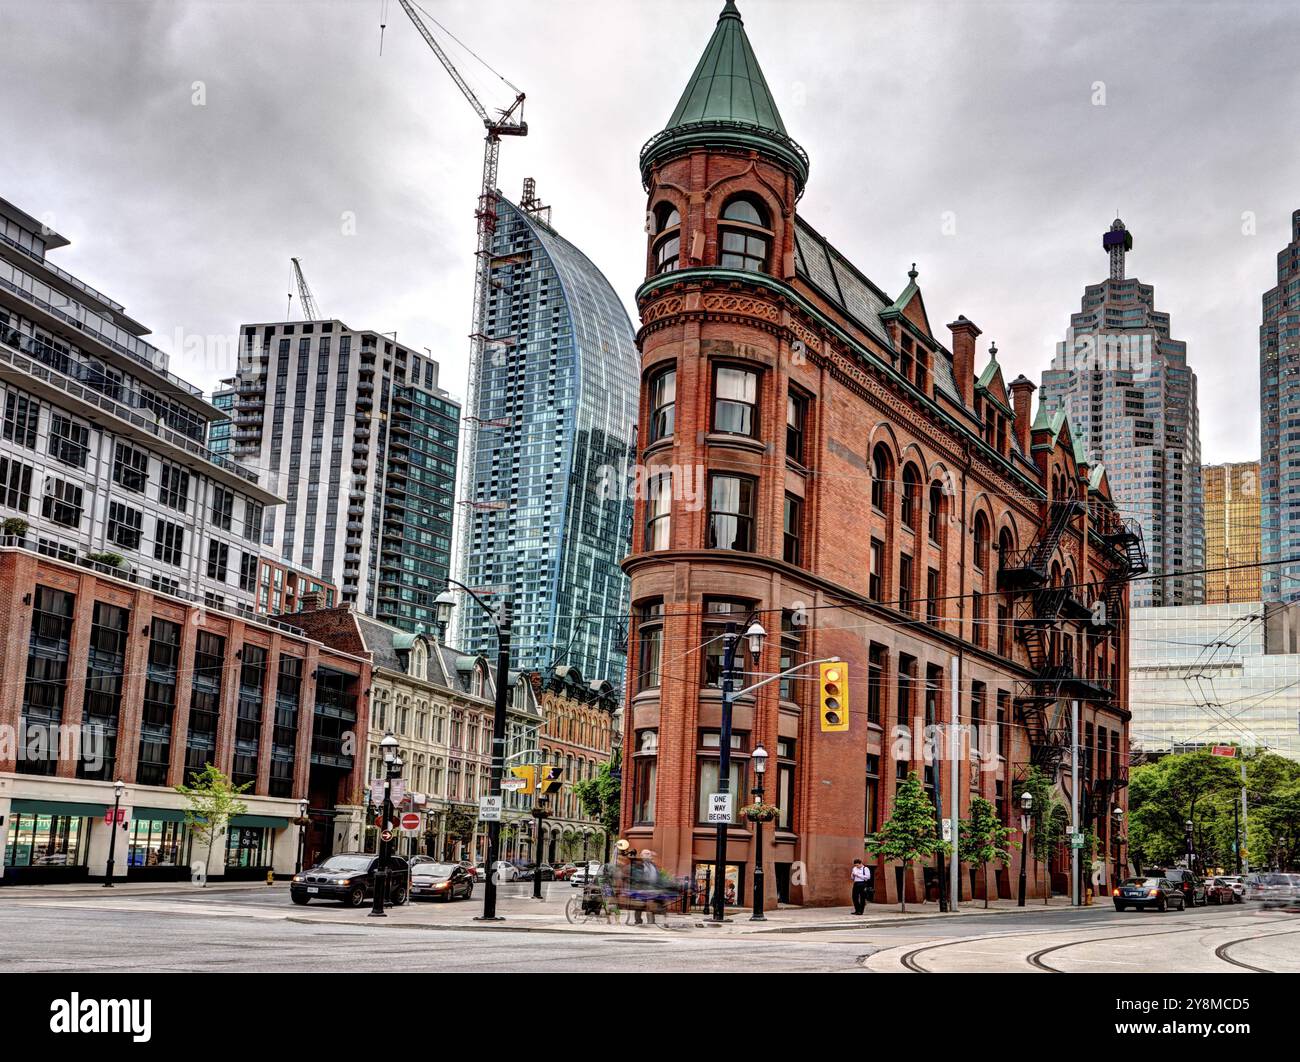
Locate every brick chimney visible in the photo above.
<box><xmin>947</xmin><ymin>315</ymin><xmax>981</xmax><ymax>410</ymax></box>
<box><xmin>1009</xmin><ymin>374</ymin><xmax>1036</xmax><ymax>455</ymax></box>
<box><xmin>299</xmin><ymin>591</ymin><xmax>324</xmax><ymax>612</ymax></box>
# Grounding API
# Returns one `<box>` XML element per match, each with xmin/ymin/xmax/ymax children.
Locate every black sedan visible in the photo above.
<box><xmin>1113</xmin><ymin>877</ymin><xmax>1187</xmax><ymax>912</ymax></box>
<box><xmin>516</xmin><ymin>862</ymin><xmax>555</xmax><ymax>882</ymax></box>
<box><xmin>290</xmin><ymin>853</ymin><xmax>410</xmax><ymax>907</ymax></box>
<box><xmin>410</xmin><ymin>862</ymin><xmax>475</xmax><ymax>902</ymax></box>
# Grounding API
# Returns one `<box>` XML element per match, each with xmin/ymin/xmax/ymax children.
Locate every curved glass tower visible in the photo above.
<box><xmin>458</xmin><ymin>193</ymin><xmax>638</xmax><ymax>688</ymax></box>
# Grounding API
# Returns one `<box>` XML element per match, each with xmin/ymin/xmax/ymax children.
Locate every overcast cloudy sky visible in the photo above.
<box><xmin>2</xmin><ymin>0</ymin><xmax>1297</xmax><ymax>464</ymax></box>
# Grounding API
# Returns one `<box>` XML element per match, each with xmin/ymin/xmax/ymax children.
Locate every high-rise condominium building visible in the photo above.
<box><xmin>1260</xmin><ymin>209</ymin><xmax>1300</xmax><ymax>602</ymax></box>
<box><xmin>209</xmin><ymin>376</ymin><xmax>235</xmax><ymax>456</ymax></box>
<box><xmin>1040</xmin><ymin>219</ymin><xmax>1204</xmax><ymax>607</ymax></box>
<box><xmin>457</xmin><ymin>187</ymin><xmax>638</xmax><ymax>686</ymax></box>
<box><xmin>1202</xmin><ymin>461</ymin><xmax>1261</xmax><ymax>603</ymax></box>
<box><xmin>0</xmin><ymin>196</ymin><xmax>280</xmax><ymax>610</ymax></box>
<box><xmin>233</xmin><ymin>322</ymin><xmax>459</xmax><ymax>632</ymax></box>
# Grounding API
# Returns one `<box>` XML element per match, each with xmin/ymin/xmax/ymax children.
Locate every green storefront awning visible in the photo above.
<box><xmin>230</xmin><ymin>815</ymin><xmax>290</xmax><ymax>828</ymax></box>
<box><xmin>131</xmin><ymin>807</ymin><xmax>189</xmax><ymax>823</ymax></box>
<box><xmin>11</xmin><ymin>799</ymin><xmax>109</xmax><ymax>817</ymax></box>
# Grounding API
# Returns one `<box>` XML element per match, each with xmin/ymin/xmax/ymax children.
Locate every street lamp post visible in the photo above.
<box><xmin>531</xmin><ymin>797</ymin><xmax>549</xmax><ymax>900</ymax></box>
<box><xmin>1185</xmin><ymin>818</ymin><xmax>1195</xmax><ymax>874</ymax></box>
<box><xmin>750</xmin><ymin>743</ymin><xmax>768</xmax><ymax>921</ymax></box>
<box><xmin>711</xmin><ymin>620</ymin><xmax>766</xmax><ymax>923</ymax></box>
<box><xmin>295</xmin><ymin>798</ymin><xmax>309</xmax><ymax>875</ymax></box>
<box><xmin>436</xmin><ymin>582</ymin><xmax>512</xmax><ymax>922</ymax></box>
<box><xmin>1111</xmin><ymin>806</ymin><xmax>1125</xmax><ymax>890</ymax></box>
<box><xmin>1017</xmin><ymin>790</ymin><xmax>1032</xmax><ymax>907</ymax></box>
<box><xmin>104</xmin><ymin>779</ymin><xmax>125</xmax><ymax>888</ymax></box>
<box><xmin>370</xmin><ymin>732</ymin><xmax>400</xmax><ymax>918</ymax></box>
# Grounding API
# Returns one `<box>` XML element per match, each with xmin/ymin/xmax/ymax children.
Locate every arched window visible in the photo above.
<box><xmin>973</xmin><ymin>512</ymin><xmax>990</xmax><ymax>571</ymax></box>
<box><xmin>928</xmin><ymin>481</ymin><xmax>944</xmax><ymax>541</ymax></box>
<box><xmin>901</xmin><ymin>463</ymin><xmax>921</xmax><ymax>531</ymax></box>
<box><xmin>718</xmin><ymin>196</ymin><xmax>772</xmax><ymax>273</ymax></box>
<box><xmin>998</xmin><ymin>527</ymin><xmax>1015</xmax><ymax>569</ymax></box>
<box><xmin>652</xmin><ymin>203</ymin><xmax>681</xmax><ymax>275</ymax></box>
<box><xmin>871</xmin><ymin>444</ymin><xmax>893</xmax><ymax>512</ymax></box>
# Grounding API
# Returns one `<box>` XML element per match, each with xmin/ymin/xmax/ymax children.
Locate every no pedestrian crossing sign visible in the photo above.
<box><xmin>706</xmin><ymin>793</ymin><xmax>733</xmax><ymax>824</ymax></box>
<box><xmin>478</xmin><ymin>795</ymin><xmax>503</xmax><ymax>822</ymax></box>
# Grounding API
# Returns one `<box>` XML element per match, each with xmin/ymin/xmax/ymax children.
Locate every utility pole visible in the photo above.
<box><xmin>931</xmin><ymin>696</ymin><xmax>947</xmax><ymax>913</ymax></box>
<box><xmin>1240</xmin><ymin>757</ymin><xmax>1249</xmax><ymax>875</ymax></box>
<box><xmin>1070</xmin><ymin>698</ymin><xmax>1080</xmax><ymax>906</ymax></box>
<box><xmin>949</xmin><ymin>655</ymin><xmax>960</xmax><ymax>912</ymax></box>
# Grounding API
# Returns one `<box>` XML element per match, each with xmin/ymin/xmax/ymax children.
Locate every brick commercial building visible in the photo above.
<box><xmin>621</xmin><ymin>2</ymin><xmax>1145</xmax><ymax>907</ymax></box>
<box><xmin>0</xmin><ymin>545</ymin><xmax>369</xmax><ymax>884</ymax></box>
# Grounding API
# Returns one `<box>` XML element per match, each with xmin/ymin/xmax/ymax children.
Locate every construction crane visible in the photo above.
<box><xmin>393</xmin><ymin>0</ymin><xmax>527</xmax><ymax>593</ymax></box>
<box><xmin>289</xmin><ymin>257</ymin><xmax>323</xmax><ymax>321</ymax></box>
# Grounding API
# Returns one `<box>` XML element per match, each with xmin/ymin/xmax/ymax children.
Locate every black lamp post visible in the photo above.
<box><xmin>1185</xmin><ymin>817</ymin><xmax>1195</xmax><ymax>873</ymax></box>
<box><xmin>295</xmin><ymin>798</ymin><xmax>309</xmax><ymax>874</ymax></box>
<box><xmin>532</xmin><ymin>797</ymin><xmax>549</xmax><ymax>900</ymax></box>
<box><xmin>103</xmin><ymin>778</ymin><xmax>125</xmax><ymax>888</ymax></box>
<box><xmin>435</xmin><ymin>583</ymin><xmax>512</xmax><ymax>922</ymax></box>
<box><xmin>1017</xmin><ymin>790</ymin><xmax>1032</xmax><ymax>907</ymax></box>
<box><xmin>710</xmin><ymin>619</ymin><xmax>765</xmax><ymax>923</ymax></box>
<box><xmin>370</xmin><ymin>732</ymin><xmax>400</xmax><ymax>918</ymax></box>
<box><xmin>749</xmin><ymin>743</ymin><xmax>768</xmax><ymax>921</ymax></box>
<box><xmin>1111</xmin><ymin>806</ymin><xmax>1125</xmax><ymax>890</ymax></box>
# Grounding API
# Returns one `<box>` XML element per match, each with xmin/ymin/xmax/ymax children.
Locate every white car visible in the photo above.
<box><xmin>490</xmin><ymin>860</ymin><xmax>519</xmax><ymax>882</ymax></box>
<box><xmin>570</xmin><ymin>862</ymin><xmax>605</xmax><ymax>887</ymax></box>
<box><xmin>1219</xmin><ymin>874</ymin><xmax>1246</xmax><ymax>900</ymax></box>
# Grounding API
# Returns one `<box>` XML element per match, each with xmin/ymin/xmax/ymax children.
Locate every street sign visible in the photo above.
<box><xmin>380</xmin><ymin>830</ymin><xmax>393</xmax><ymax>843</ymax></box>
<box><xmin>501</xmin><ymin>777</ymin><xmax>527</xmax><ymax>792</ymax></box>
<box><xmin>478</xmin><ymin>795</ymin><xmax>503</xmax><ymax>822</ymax></box>
<box><xmin>103</xmin><ymin>808</ymin><xmax>126</xmax><ymax>825</ymax></box>
<box><xmin>369</xmin><ymin>780</ymin><xmax>385</xmax><ymax>805</ymax></box>
<box><xmin>1071</xmin><ymin>833</ymin><xmax>1086</xmax><ymax>848</ymax></box>
<box><xmin>1211</xmin><ymin>745</ymin><xmax>1237</xmax><ymax>757</ymax></box>
<box><xmin>941</xmin><ymin>818</ymin><xmax>953</xmax><ymax>842</ymax></box>
<box><xmin>400</xmin><ymin>812</ymin><xmax>420</xmax><ymax>832</ymax></box>
<box><xmin>706</xmin><ymin>793</ymin><xmax>733</xmax><ymax>824</ymax></box>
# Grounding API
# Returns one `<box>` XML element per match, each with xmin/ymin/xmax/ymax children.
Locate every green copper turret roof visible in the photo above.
<box><xmin>665</xmin><ymin>1</ymin><xmax>788</xmax><ymax>135</ymax></box>
<box><xmin>641</xmin><ymin>2</ymin><xmax>809</xmax><ymax>191</ymax></box>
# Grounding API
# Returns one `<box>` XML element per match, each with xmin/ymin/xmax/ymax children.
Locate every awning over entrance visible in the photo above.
<box><xmin>230</xmin><ymin>815</ymin><xmax>290</xmax><ymax>828</ymax></box>
<box><xmin>10</xmin><ymin>799</ymin><xmax>109</xmax><ymax>817</ymax></box>
<box><xmin>131</xmin><ymin>807</ymin><xmax>189</xmax><ymax>823</ymax></box>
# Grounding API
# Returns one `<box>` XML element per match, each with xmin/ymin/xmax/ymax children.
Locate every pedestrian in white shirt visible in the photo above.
<box><xmin>852</xmin><ymin>858</ymin><xmax>872</xmax><ymax>914</ymax></box>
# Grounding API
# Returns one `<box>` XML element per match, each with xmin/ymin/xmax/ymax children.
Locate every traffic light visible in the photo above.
<box><xmin>510</xmin><ymin>765</ymin><xmax>536</xmax><ymax>794</ymax></box>
<box><xmin>539</xmin><ymin>766</ymin><xmax>563</xmax><ymax>795</ymax></box>
<box><xmin>819</xmin><ymin>661</ymin><xmax>849</xmax><ymax>732</ymax></box>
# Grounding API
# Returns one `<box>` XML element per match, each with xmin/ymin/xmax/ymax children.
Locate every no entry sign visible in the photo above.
<box><xmin>400</xmin><ymin>813</ymin><xmax>420</xmax><ymax>832</ymax></box>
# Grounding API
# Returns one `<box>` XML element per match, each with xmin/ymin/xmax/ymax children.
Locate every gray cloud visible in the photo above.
<box><xmin>2</xmin><ymin>0</ymin><xmax>1295</xmax><ymax>462</ymax></box>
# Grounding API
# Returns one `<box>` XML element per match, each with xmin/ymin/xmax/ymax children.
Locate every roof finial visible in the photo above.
<box><xmin>720</xmin><ymin>0</ymin><xmax>742</xmax><ymax>20</ymax></box>
<box><xmin>907</xmin><ymin>262</ymin><xmax>918</xmax><ymax>281</ymax></box>
<box><xmin>989</xmin><ymin>341</ymin><xmax>998</xmax><ymax>360</ymax></box>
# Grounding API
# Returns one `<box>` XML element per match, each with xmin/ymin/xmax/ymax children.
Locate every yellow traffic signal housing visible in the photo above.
<box><xmin>819</xmin><ymin>661</ymin><xmax>849</xmax><ymax>732</ymax></box>
<box><xmin>510</xmin><ymin>765</ymin><xmax>536</xmax><ymax>794</ymax></box>
<box><xmin>539</xmin><ymin>766</ymin><xmax>563</xmax><ymax>795</ymax></box>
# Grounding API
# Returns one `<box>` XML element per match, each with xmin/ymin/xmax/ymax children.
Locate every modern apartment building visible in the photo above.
<box><xmin>0</xmin><ymin>197</ymin><xmax>281</xmax><ymax>613</ymax></box>
<box><xmin>457</xmin><ymin>186</ymin><xmax>638</xmax><ymax>687</ymax></box>
<box><xmin>232</xmin><ymin>321</ymin><xmax>459</xmax><ymax>632</ymax></box>
<box><xmin>209</xmin><ymin>376</ymin><xmax>235</xmax><ymax>457</ymax></box>
<box><xmin>1260</xmin><ymin>209</ymin><xmax>1300</xmax><ymax>602</ymax></box>
<box><xmin>1040</xmin><ymin>218</ymin><xmax>1204</xmax><ymax>607</ymax></box>
<box><xmin>1203</xmin><ymin>461</ymin><xmax>1262</xmax><ymax>604</ymax></box>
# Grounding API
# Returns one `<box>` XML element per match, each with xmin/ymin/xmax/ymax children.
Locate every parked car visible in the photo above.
<box><xmin>570</xmin><ymin>862</ymin><xmax>606</xmax><ymax>887</ymax></box>
<box><xmin>490</xmin><ymin>860</ymin><xmax>519</xmax><ymax>882</ymax></box>
<box><xmin>1205</xmin><ymin>876</ymin><xmax>1239</xmax><ymax>904</ymax></box>
<box><xmin>410</xmin><ymin>862</ymin><xmax>475</xmax><ymax>902</ymax></box>
<box><xmin>406</xmin><ymin>854</ymin><xmax>437</xmax><ymax>871</ymax></box>
<box><xmin>1244</xmin><ymin>872</ymin><xmax>1300</xmax><ymax>908</ymax></box>
<box><xmin>290</xmin><ymin>853</ymin><xmax>410</xmax><ymax>907</ymax></box>
<box><xmin>553</xmin><ymin>863</ymin><xmax>580</xmax><ymax>881</ymax></box>
<box><xmin>1113</xmin><ymin>877</ymin><xmax>1187</xmax><ymax>912</ymax></box>
<box><xmin>517</xmin><ymin>862</ymin><xmax>555</xmax><ymax>882</ymax></box>
<box><xmin>1219</xmin><ymin>874</ymin><xmax>1246</xmax><ymax>901</ymax></box>
<box><xmin>1145</xmin><ymin>868</ymin><xmax>1206</xmax><ymax>907</ymax></box>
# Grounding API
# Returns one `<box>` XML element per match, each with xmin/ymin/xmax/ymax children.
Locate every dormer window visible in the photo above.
<box><xmin>719</xmin><ymin>196</ymin><xmax>771</xmax><ymax>273</ymax></box>
<box><xmin>653</xmin><ymin>203</ymin><xmax>681</xmax><ymax>274</ymax></box>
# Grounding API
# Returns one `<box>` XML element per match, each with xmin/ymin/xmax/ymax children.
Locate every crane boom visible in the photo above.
<box><xmin>393</xmin><ymin>1</ymin><xmax>528</xmax><ymax>604</ymax></box>
<box><xmin>290</xmin><ymin>257</ymin><xmax>322</xmax><ymax>320</ymax></box>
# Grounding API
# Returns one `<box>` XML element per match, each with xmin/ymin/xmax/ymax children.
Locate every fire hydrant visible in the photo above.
<box><xmin>1085</xmin><ymin>887</ymin><xmax>1094</xmax><ymax>905</ymax></box>
<box><xmin>266</xmin><ymin>869</ymin><xmax>275</xmax><ymax>886</ymax></box>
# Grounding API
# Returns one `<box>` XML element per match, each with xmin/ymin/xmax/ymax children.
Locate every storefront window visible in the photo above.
<box><xmin>692</xmin><ymin>862</ymin><xmax>742</xmax><ymax>907</ymax></box>
<box><xmin>127</xmin><ymin>820</ymin><xmax>189</xmax><ymax>867</ymax></box>
<box><xmin>225</xmin><ymin>826</ymin><xmax>269</xmax><ymax>867</ymax></box>
<box><xmin>4</xmin><ymin>813</ymin><xmax>89</xmax><ymax>868</ymax></box>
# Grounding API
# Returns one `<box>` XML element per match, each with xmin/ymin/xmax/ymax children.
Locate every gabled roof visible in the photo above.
<box><xmin>975</xmin><ymin>344</ymin><xmax>1012</xmax><ymax>413</ymax></box>
<box><xmin>880</xmin><ymin>264</ymin><xmax>935</xmax><ymax>338</ymax></box>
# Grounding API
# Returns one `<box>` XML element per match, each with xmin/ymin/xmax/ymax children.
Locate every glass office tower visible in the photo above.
<box><xmin>458</xmin><ymin>193</ymin><xmax>638</xmax><ymax>688</ymax></box>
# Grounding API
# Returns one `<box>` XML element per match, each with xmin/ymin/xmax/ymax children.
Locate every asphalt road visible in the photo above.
<box><xmin>2</xmin><ymin>886</ymin><xmax>1296</xmax><ymax>973</ymax></box>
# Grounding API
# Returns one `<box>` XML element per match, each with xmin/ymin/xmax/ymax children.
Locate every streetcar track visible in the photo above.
<box><xmin>895</xmin><ymin>911</ymin><xmax>1300</xmax><ymax>973</ymax></box>
<box><xmin>1212</xmin><ymin>925</ymin><xmax>1300</xmax><ymax>973</ymax></box>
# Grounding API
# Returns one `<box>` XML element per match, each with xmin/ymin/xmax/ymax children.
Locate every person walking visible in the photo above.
<box><xmin>852</xmin><ymin>858</ymin><xmax>872</xmax><ymax>914</ymax></box>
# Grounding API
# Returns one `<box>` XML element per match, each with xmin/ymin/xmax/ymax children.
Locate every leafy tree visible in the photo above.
<box><xmin>175</xmin><ymin>764</ymin><xmax>249</xmax><ymax>886</ymax></box>
<box><xmin>1129</xmin><ymin>751</ymin><xmax>1240</xmax><ymax>871</ymax></box>
<box><xmin>865</xmin><ymin>772</ymin><xmax>948</xmax><ymax>913</ymax></box>
<box><xmin>959</xmin><ymin>794</ymin><xmax>1019</xmax><ymax>909</ymax></box>
<box><xmin>1016</xmin><ymin>766</ymin><xmax>1063</xmax><ymax>903</ymax></box>
<box><xmin>573</xmin><ymin>752</ymin><xmax>622</xmax><ymax>842</ymax></box>
<box><xmin>442</xmin><ymin>805</ymin><xmax>476</xmax><ymax>860</ymax></box>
